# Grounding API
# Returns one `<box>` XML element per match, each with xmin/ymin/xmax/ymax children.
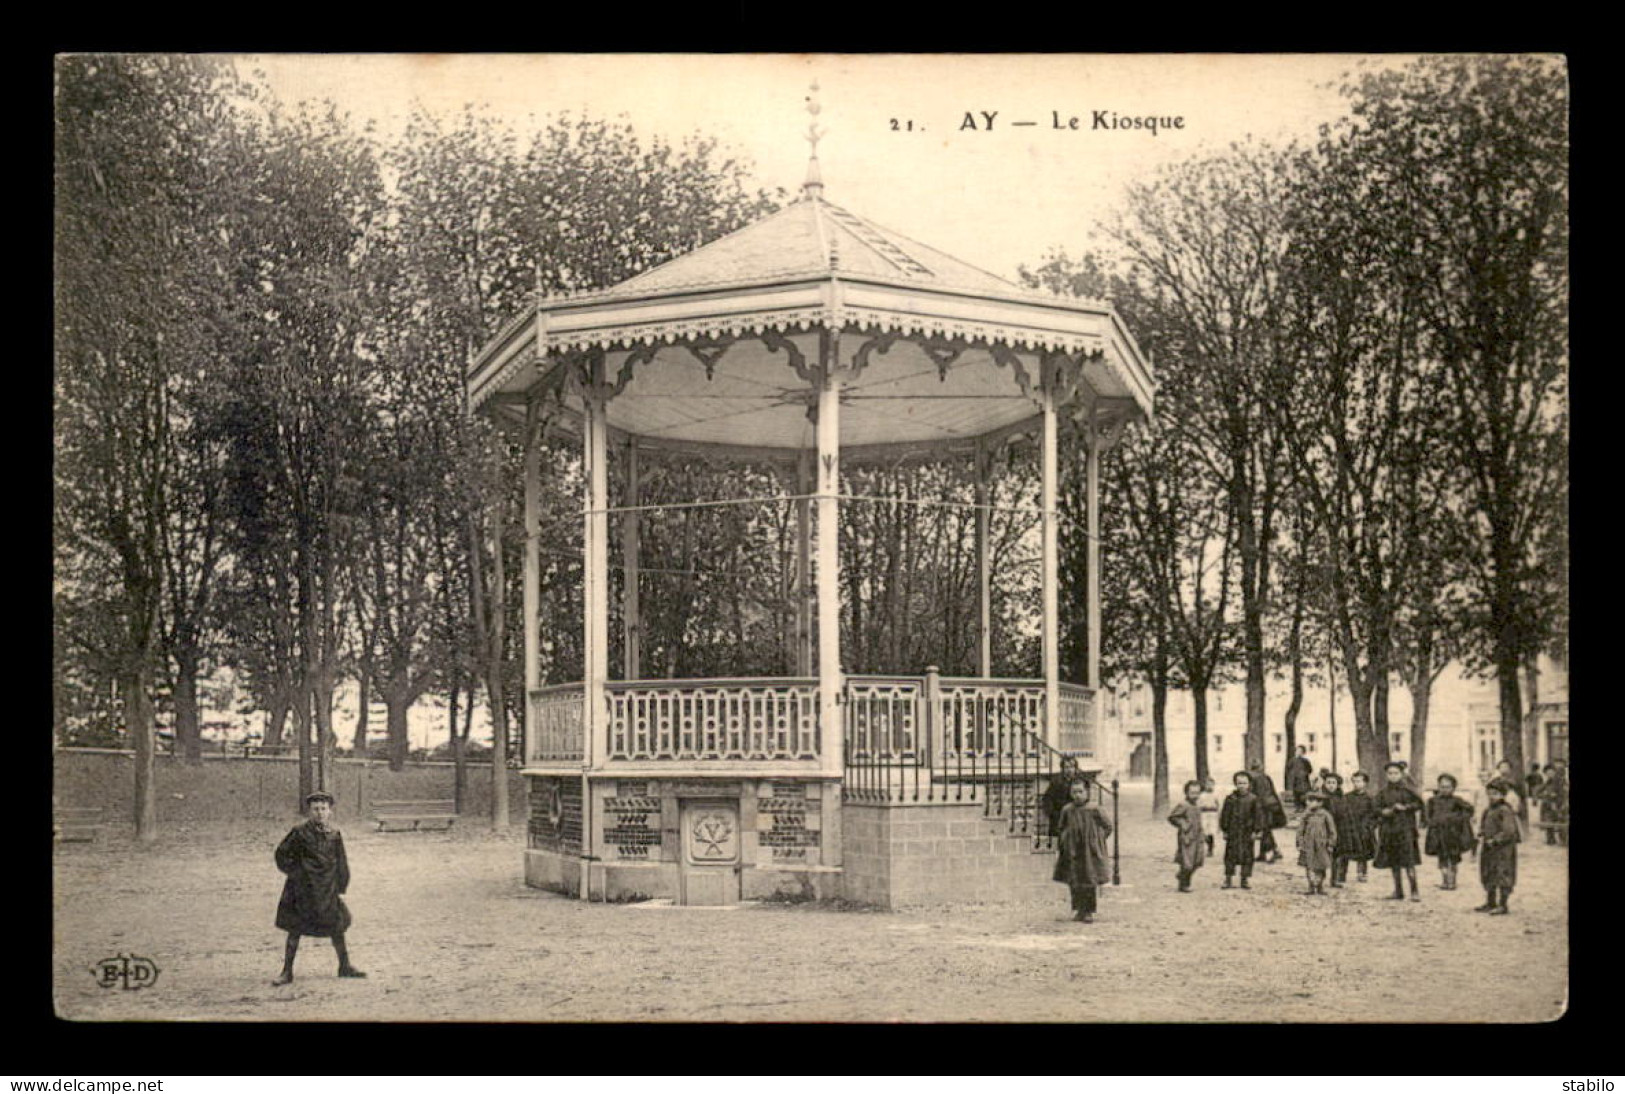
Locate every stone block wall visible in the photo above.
<box><xmin>841</xmin><ymin>801</ymin><xmax>1059</xmax><ymax>909</ymax></box>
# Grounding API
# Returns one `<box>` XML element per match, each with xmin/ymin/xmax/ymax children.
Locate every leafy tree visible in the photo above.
<box><xmin>1109</xmin><ymin>146</ymin><xmax>1297</xmax><ymax>772</ymax></box>
<box><xmin>1312</xmin><ymin>55</ymin><xmax>1568</xmax><ymax>778</ymax></box>
<box><xmin>56</xmin><ymin>54</ymin><xmax>243</xmax><ymax>837</ymax></box>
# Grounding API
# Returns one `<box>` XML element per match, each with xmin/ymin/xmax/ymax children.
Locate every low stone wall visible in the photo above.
<box><xmin>841</xmin><ymin>800</ymin><xmax>1059</xmax><ymax>909</ymax></box>
<box><xmin>54</xmin><ymin>748</ymin><xmax>528</xmax><ymax>826</ymax></box>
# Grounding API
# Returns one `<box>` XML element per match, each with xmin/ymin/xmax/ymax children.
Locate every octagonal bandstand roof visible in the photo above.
<box><xmin>468</xmin><ymin>188</ymin><xmax>1154</xmax><ymax>461</ymax></box>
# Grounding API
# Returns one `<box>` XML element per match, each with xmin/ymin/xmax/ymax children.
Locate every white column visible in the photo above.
<box><xmin>622</xmin><ymin>439</ymin><xmax>641</xmax><ymax>682</ymax></box>
<box><xmin>816</xmin><ymin>344</ymin><xmax>843</xmax><ymax>778</ymax></box>
<box><xmin>1087</xmin><ymin>408</ymin><xmax>1102</xmax><ymax>691</ymax></box>
<box><xmin>975</xmin><ymin>439</ymin><xmax>993</xmax><ymax>680</ymax></box>
<box><xmin>523</xmin><ymin>400</ymin><xmax>542</xmax><ymax>734</ymax></box>
<box><xmin>1041</xmin><ymin>358</ymin><xmax>1060</xmax><ymax>749</ymax></box>
<box><xmin>583</xmin><ymin>359</ymin><xmax>610</xmax><ymax>765</ymax></box>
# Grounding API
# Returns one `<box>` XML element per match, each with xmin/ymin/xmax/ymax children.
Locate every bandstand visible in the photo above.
<box><xmin>467</xmin><ymin>138</ymin><xmax>1153</xmax><ymax>907</ymax></box>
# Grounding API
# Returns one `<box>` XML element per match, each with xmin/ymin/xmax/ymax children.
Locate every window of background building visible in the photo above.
<box><xmin>1476</xmin><ymin>725</ymin><xmax>1499</xmax><ymax>772</ymax></box>
<box><xmin>1273</xmin><ymin>734</ymin><xmax>1283</xmax><ymax>753</ymax></box>
<box><xmin>1307</xmin><ymin>733</ymin><xmax>1317</xmax><ymax>750</ymax></box>
<box><xmin>1214</xmin><ymin>735</ymin><xmax>1223</xmax><ymax>752</ymax></box>
<box><xmin>1391</xmin><ymin>733</ymin><xmax>1404</xmax><ymax>755</ymax></box>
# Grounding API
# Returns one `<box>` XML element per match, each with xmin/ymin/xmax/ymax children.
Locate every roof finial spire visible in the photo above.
<box><xmin>802</xmin><ymin>80</ymin><xmax>824</xmax><ymax>199</ymax></box>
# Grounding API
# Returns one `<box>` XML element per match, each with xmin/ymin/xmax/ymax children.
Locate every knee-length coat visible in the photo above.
<box><xmin>1423</xmin><ymin>793</ymin><xmax>1477</xmax><ymax>862</ymax></box>
<box><xmin>1168</xmin><ymin>800</ymin><xmax>1206</xmax><ymax>872</ymax></box>
<box><xmin>275</xmin><ymin>819</ymin><xmax>352</xmax><ymax>937</ymax></box>
<box><xmin>1373</xmin><ymin>784</ymin><xmax>1424</xmax><ymax>869</ymax></box>
<box><xmin>1296</xmin><ymin>808</ymin><xmax>1337</xmax><ymax>871</ymax></box>
<box><xmin>1219</xmin><ymin>790</ymin><xmax>1267</xmax><ymax>867</ymax></box>
<box><xmin>1250</xmin><ymin>771</ymin><xmax>1288</xmax><ymax>829</ymax></box>
<box><xmin>1479</xmin><ymin>800</ymin><xmax>1521</xmax><ymax>890</ymax></box>
<box><xmin>1336</xmin><ymin>788</ymin><xmax>1378</xmax><ymax>859</ymax></box>
<box><xmin>1053</xmin><ymin>801</ymin><xmax>1113</xmax><ymax>888</ymax></box>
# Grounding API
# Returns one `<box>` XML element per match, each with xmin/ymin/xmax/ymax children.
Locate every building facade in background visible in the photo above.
<box><xmin>1106</xmin><ymin>653</ymin><xmax>1569</xmax><ymax>794</ymax></box>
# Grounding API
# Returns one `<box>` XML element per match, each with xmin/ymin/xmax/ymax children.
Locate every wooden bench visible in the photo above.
<box><xmin>54</xmin><ymin>806</ymin><xmax>106</xmax><ymax>844</ymax></box>
<box><xmin>371</xmin><ymin>800</ymin><xmax>457</xmax><ymax>832</ymax></box>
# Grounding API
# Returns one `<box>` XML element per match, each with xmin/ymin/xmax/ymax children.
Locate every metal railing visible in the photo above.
<box><xmin>840</xmin><ymin>667</ymin><xmax>1117</xmax><ymax>882</ymax></box>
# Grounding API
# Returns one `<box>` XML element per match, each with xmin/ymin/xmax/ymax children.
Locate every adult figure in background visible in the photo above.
<box><xmin>1286</xmin><ymin>746</ymin><xmax>1314</xmax><ymax>813</ymax></box>
<box><xmin>1539</xmin><ymin>759</ymin><xmax>1569</xmax><ymax>846</ymax></box>
<box><xmin>1041</xmin><ymin>757</ymin><xmax>1084</xmax><ymax>844</ymax></box>
<box><xmin>1526</xmin><ymin>762</ymin><xmax>1546</xmax><ymax>803</ymax></box>
<box><xmin>1248</xmin><ymin>759</ymin><xmax>1286</xmax><ymax>863</ymax></box>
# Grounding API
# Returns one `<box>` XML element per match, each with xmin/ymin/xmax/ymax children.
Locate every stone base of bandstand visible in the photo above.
<box><xmin>522</xmin><ymin>771</ymin><xmax>1060</xmax><ymax>908</ymax></box>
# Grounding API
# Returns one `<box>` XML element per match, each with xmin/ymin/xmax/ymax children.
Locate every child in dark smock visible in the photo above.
<box><xmin>271</xmin><ymin>791</ymin><xmax>364</xmax><ymax>985</ymax></box>
<box><xmin>1374</xmin><ymin>760</ymin><xmax>1425</xmax><ymax>901</ymax></box>
<box><xmin>1219</xmin><ymin>771</ymin><xmax>1266</xmax><ymax>890</ymax></box>
<box><xmin>1423</xmin><ymin>773</ymin><xmax>1476</xmax><ymax>891</ymax></box>
<box><xmin>1336</xmin><ymin>771</ymin><xmax>1379</xmax><ymax>884</ymax></box>
<box><xmin>1296</xmin><ymin>790</ymin><xmax>1337</xmax><ymax>895</ymax></box>
<box><xmin>1321</xmin><ymin>773</ymin><xmax>1349</xmax><ymax>887</ymax></box>
<box><xmin>1477</xmin><ymin>781</ymin><xmax>1521</xmax><ymax>915</ymax></box>
<box><xmin>1168</xmin><ymin>780</ymin><xmax>1206</xmax><ymax>892</ymax></box>
<box><xmin>1053</xmin><ymin>779</ymin><xmax>1113</xmax><ymax>922</ymax></box>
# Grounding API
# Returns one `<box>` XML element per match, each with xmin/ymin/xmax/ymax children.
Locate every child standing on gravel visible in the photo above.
<box><xmin>1219</xmin><ymin>771</ymin><xmax>1266</xmax><ymax>890</ymax></box>
<box><xmin>1168</xmin><ymin>780</ymin><xmax>1206</xmax><ymax>892</ymax></box>
<box><xmin>1477</xmin><ymin>781</ymin><xmax>1521</xmax><ymax>915</ymax></box>
<box><xmin>1296</xmin><ymin>790</ymin><xmax>1337</xmax><ymax>895</ymax></box>
<box><xmin>1053</xmin><ymin>779</ymin><xmax>1113</xmax><ymax>922</ymax></box>
<box><xmin>1374</xmin><ymin>761</ymin><xmax>1425</xmax><ymax>901</ymax></box>
<box><xmin>1337</xmin><ymin>771</ymin><xmax>1378</xmax><ymax>885</ymax></box>
<box><xmin>1423</xmin><ymin>773</ymin><xmax>1477</xmax><ymax>891</ymax></box>
<box><xmin>272</xmin><ymin>791</ymin><xmax>365</xmax><ymax>986</ymax></box>
<box><xmin>1197</xmin><ymin>776</ymin><xmax>1220</xmax><ymax>857</ymax></box>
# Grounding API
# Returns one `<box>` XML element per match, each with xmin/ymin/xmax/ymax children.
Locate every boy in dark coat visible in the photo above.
<box><xmin>1053</xmin><ymin>779</ymin><xmax>1113</xmax><ymax>921</ymax></box>
<box><xmin>1423</xmin><ymin>773</ymin><xmax>1476</xmax><ymax>891</ymax></box>
<box><xmin>1374</xmin><ymin>761</ymin><xmax>1425</xmax><ymax>901</ymax></box>
<box><xmin>1219</xmin><ymin>771</ymin><xmax>1267</xmax><ymax>889</ymax></box>
<box><xmin>1286</xmin><ymin>746</ymin><xmax>1313</xmax><ymax>813</ymax></box>
<box><xmin>1041</xmin><ymin>757</ymin><xmax>1083</xmax><ymax>846</ymax></box>
<box><xmin>1477</xmin><ymin>781</ymin><xmax>1522</xmax><ymax>915</ymax></box>
<box><xmin>272</xmin><ymin>791</ymin><xmax>364</xmax><ymax>985</ymax></box>
<box><xmin>1168</xmin><ymin>779</ymin><xmax>1206</xmax><ymax>892</ymax></box>
<box><xmin>1336</xmin><ymin>771</ymin><xmax>1379</xmax><ymax>884</ymax></box>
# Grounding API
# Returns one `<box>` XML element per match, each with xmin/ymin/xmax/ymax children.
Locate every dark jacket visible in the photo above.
<box><xmin>275</xmin><ymin>819</ymin><xmax>353</xmax><ymax>937</ymax></box>
<box><xmin>1053</xmin><ymin>801</ymin><xmax>1113</xmax><ymax>887</ymax></box>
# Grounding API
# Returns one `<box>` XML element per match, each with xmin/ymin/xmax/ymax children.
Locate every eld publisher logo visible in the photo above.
<box><xmin>93</xmin><ymin>954</ymin><xmax>160</xmax><ymax>991</ymax></box>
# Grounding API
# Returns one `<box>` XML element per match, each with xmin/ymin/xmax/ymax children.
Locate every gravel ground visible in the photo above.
<box><xmin>53</xmin><ymin>786</ymin><xmax>1567</xmax><ymax>1023</ymax></box>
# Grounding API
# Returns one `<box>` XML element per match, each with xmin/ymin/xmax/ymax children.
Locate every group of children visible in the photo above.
<box><xmin>1163</xmin><ymin>762</ymin><xmax>1526</xmax><ymax>915</ymax></box>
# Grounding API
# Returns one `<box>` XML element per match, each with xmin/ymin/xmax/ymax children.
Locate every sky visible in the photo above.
<box><xmin>240</xmin><ymin>53</ymin><xmax>1416</xmax><ymax>282</ymax></box>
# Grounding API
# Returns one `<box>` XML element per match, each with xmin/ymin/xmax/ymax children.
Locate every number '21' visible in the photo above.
<box><xmin>889</xmin><ymin>118</ymin><xmax>916</xmax><ymax>131</ymax></box>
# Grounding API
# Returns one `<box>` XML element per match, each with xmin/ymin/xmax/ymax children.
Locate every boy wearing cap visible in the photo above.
<box><xmin>1477</xmin><ymin>780</ymin><xmax>1521</xmax><ymax>915</ymax></box>
<box><xmin>272</xmin><ymin>791</ymin><xmax>364</xmax><ymax>986</ymax></box>
<box><xmin>1296</xmin><ymin>789</ymin><xmax>1337</xmax><ymax>895</ymax></box>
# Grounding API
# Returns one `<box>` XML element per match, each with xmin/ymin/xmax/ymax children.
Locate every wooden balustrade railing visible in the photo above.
<box><xmin>605</xmin><ymin>678</ymin><xmax>819</xmax><ymax>762</ymax></box>
<box><xmin>529</xmin><ymin>683</ymin><xmax>585</xmax><ymax>763</ymax></box>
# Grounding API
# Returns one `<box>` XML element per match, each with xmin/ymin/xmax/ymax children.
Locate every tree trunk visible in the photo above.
<box><xmin>294</xmin><ymin>682</ymin><xmax>313</xmax><ymax>807</ymax></box>
<box><xmin>1345</xmin><ymin>662</ymin><xmax>1387</xmax><ymax>786</ymax></box>
<box><xmin>264</xmin><ymin>685</ymin><xmax>290</xmax><ymax>751</ymax></box>
<box><xmin>126</xmin><ymin>663</ymin><xmax>159</xmax><ymax>842</ymax></box>
<box><xmin>385</xmin><ymin>687</ymin><xmax>410</xmax><ymax>773</ymax></box>
<box><xmin>1151</xmin><ymin>680</ymin><xmax>1170</xmax><ymax>814</ymax></box>
<box><xmin>1496</xmin><ymin>646</ymin><xmax>1526</xmax><ymax>798</ymax></box>
<box><xmin>468</xmin><ymin>501</ymin><xmax>509</xmax><ymax>829</ymax></box>
<box><xmin>1192</xmin><ymin>683</ymin><xmax>1210</xmax><ymax>785</ymax></box>
<box><xmin>313</xmin><ymin>666</ymin><xmax>336</xmax><ymax>793</ymax></box>
<box><xmin>450</xmin><ymin>680</ymin><xmax>466</xmax><ymax>814</ymax></box>
<box><xmin>173</xmin><ymin>650</ymin><xmax>203</xmax><ymax>765</ymax></box>
<box><xmin>352</xmin><ymin>665</ymin><xmax>370</xmax><ymax>755</ymax></box>
<box><xmin>1408</xmin><ymin>670</ymin><xmax>1432</xmax><ymax>786</ymax></box>
<box><xmin>1327</xmin><ymin>656</ymin><xmax>1339</xmax><ymax>775</ymax></box>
